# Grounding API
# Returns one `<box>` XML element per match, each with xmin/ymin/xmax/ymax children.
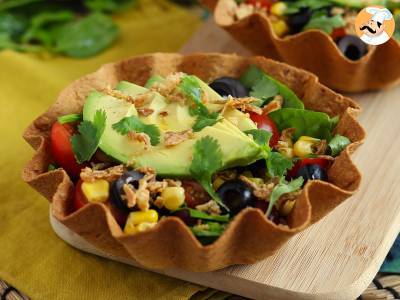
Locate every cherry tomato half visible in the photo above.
<box><xmin>182</xmin><ymin>180</ymin><xmax>211</xmax><ymax>208</ymax></box>
<box><xmin>248</xmin><ymin>111</ymin><xmax>280</xmax><ymax>147</ymax></box>
<box><xmin>331</xmin><ymin>27</ymin><xmax>346</xmax><ymax>41</ymax></box>
<box><xmin>246</xmin><ymin>0</ymin><xmax>275</xmax><ymax>10</ymax></box>
<box><xmin>287</xmin><ymin>157</ymin><xmax>332</xmax><ymax>180</ymax></box>
<box><xmin>51</xmin><ymin>121</ymin><xmax>83</xmax><ymax>178</ymax></box>
<box><xmin>73</xmin><ymin>179</ymin><xmax>127</xmax><ymax>226</ymax></box>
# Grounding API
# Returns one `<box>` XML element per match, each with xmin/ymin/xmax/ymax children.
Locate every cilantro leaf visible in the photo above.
<box><xmin>112</xmin><ymin>115</ymin><xmax>160</xmax><ymax>146</ymax></box>
<box><xmin>192</xmin><ymin>112</ymin><xmax>220</xmax><ymax>132</ymax></box>
<box><xmin>328</xmin><ymin>134</ymin><xmax>350</xmax><ymax>156</ymax></box>
<box><xmin>189</xmin><ymin>136</ymin><xmax>228</xmax><ymax>210</ymax></box>
<box><xmin>71</xmin><ymin>110</ymin><xmax>106</xmax><ymax>163</ymax></box>
<box><xmin>191</xmin><ymin>222</ymin><xmax>227</xmax><ymax>237</ymax></box>
<box><xmin>244</xmin><ymin>129</ymin><xmax>272</xmax><ymax>146</ymax></box>
<box><xmin>303</xmin><ymin>14</ymin><xmax>345</xmax><ymax>34</ymax></box>
<box><xmin>250</xmin><ymin>76</ymin><xmax>279</xmax><ymax>102</ymax></box>
<box><xmin>179</xmin><ymin>75</ymin><xmax>220</xmax><ymax>131</ymax></box>
<box><xmin>267</xmin><ymin>151</ymin><xmax>293</xmax><ymax>178</ymax></box>
<box><xmin>57</xmin><ymin>113</ymin><xmax>82</xmax><ymax>124</ymax></box>
<box><xmin>266</xmin><ymin>177</ymin><xmax>304</xmax><ymax>216</ymax></box>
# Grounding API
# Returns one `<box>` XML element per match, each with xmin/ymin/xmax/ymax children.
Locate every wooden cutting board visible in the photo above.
<box><xmin>51</xmin><ymin>20</ymin><xmax>400</xmax><ymax>300</ymax></box>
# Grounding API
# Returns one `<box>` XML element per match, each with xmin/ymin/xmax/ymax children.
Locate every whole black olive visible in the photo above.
<box><xmin>296</xmin><ymin>164</ymin><xmax>327</xmax><ymax>184</ymax></box>
<box><xmin>287</xmin><ymin>7</ymin><xmax>312</xmax><ymax>34</ymax></box>
<box><xmin>337</xmin><ymin>35</ymin><xmax>368</xmax><ymax>61</ymax></box>
<box><xmin>110</xmin><ymin>170</ymin><xmax>144</xmax><ymax>212</ymax></box>
<box><xmin>217</xmin><ymin>179</ymin><xmax>254</xmax><ymax>215</ymax></box>
<box><xmin>209</xmin><ymin>77</ymin><xmax>248</xmax><ymax>98</ymax></box>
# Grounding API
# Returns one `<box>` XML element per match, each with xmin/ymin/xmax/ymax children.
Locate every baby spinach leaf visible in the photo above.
<box><xmin>191</xmin><ymin>222</ymin><xmax>227</xmax><ymax>237</ymax></box>
<box><xmin>266</xmin><ymin>177</ymin><xmax>304</xmax><ymax>216</ymax></box>
<box><xmin>54</xmin><ymin>13</ymin><xmax>118</xmax><ymax>58</ymax></box>
<box><xmin>285</xmin><ymin>0</ymin><xmax>331</xmax><ymax>14</ymax></box>
<box><xmin>112</xmin><ymin>115</ymin><xmax>160</xmax><ymax>146</ymax></box>
<box><xmin>84</xmin><ymin>0</ymin><xmax>136</xmax><ymax>13</ymax></box>
<box><xmin>267</xmin><ymin>152</ymin><xmax>293</xmax><ymax>178</ymax></box>
<box><xmin>303</xmin><ymin>13</ymin><xmax>345</xmax><ymax>34</ymax></box>
<box><xmin>0</xmin><ymin>0</ymin><xmax>42</xmax><ymax>11</ymax></box>
<box><xmin>240</xmin><ymin>65</ymin><xmax>304</xmax><ymax>109</ymax></box>
<box><xmin>176</xmin><ymin>208</ymin><xmax>230</xmax><ymax>223</ymax></box>
<box><xmin>269</xmin><ymin>108</ymin><xmax>333</xmax><ymax>141</ymax></box>
<box><xmin>328</xmin><ymin>134</ymin><xmax>350</xmax><ymax>156</ymax></box>
<box><xmin>0</xmin><ymin>12</ymin><xmax>28</xmax><ymax>40</ymax></box>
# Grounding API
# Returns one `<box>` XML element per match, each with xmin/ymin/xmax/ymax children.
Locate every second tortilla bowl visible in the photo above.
<box><xmin>203</xmin><ymin>0</ymin><xmax>400</xmax><ymax>93</ymax></box>
<box><xmin>23</xmin><ymin>53</ymin><xmax>365</xmax><ymax>272</ymax></box>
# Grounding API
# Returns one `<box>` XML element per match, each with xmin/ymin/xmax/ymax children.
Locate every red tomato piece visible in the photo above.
<box><xmin>51</xmin><ymin>121</ymin><xmax>84</xmax><ymax>178</ymax></box>
<box><xmin>287</xmin><ymin>157</ymin><xmax>332</xmax><ymax>180</ymax></box>
<box><xmin>248</xmin><ymin>111</ymin><xmax>280</xmax><ymax>147</ymax></box>
<box><xmin>182</xmin><ymin>180</ymin><xmax>211</xmax><ymax>208</ymax></box>
<box><xmin>331</xmin><ymin>27</ymin><xmax>346</xmax><ymax>41</ymax></box>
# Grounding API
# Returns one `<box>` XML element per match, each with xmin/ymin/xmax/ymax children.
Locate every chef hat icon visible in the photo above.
<box><xmin>366</xmin><ymin>7</ymin><xmax>393</xmax><ymax>24</ymax></box>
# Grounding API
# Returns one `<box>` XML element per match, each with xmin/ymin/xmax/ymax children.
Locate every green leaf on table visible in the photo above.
<box><xmin>240</xmin><ymin>65</ymin><xmax>304</xmax><ymax>109</ymax></box>
<box><xmin>267</xmin><ymin>151</ymin><xmax>293</xmax><ymax>178</ymax></box>
<box><xmin>266</xmin><ymin>177</ymin><xmax>304</xmax><ymax>216</ymax></box>
<box><xmin>269</xmin><ymin>108</ymin><xmax>334</xmax><ymax>141</ymax></box>
<box><xmin>54</xmin><ymin>13</ymin><xmax>118</xmax><ymax>58</ymax></box>
<box><xmin>112</xmin><ymin>115</ymin><xmax>160</xmax><ymax>146</ymax></box>
<box><xmin>71</xmin><ymin>109</ymin><xmax>106</xmax><ymax>163</ymax></box>
<box><xmin>189</xmin><ymin>136</ymin><xmax>227</xmax><ymax>210</ymax></box>
<box><xmin>328</xmin><ymin>134</ymin><xmax>350</xmax><ymax>156</ymax></box>
<box><xmin>304</xmin><ymin>13</ymin><xmax>345</xmax><ymax>34</ymax></box>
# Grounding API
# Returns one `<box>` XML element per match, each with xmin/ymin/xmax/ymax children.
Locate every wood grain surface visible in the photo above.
<box><xmin>51</xmin><ymin>20</ymin><xmax>400</xmax><ymax>300</ymax></box>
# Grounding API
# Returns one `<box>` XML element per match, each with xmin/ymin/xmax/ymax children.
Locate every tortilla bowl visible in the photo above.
<box><xmin>202</xmin><ymin>0</ymin><xmax>400</xmax><ymax>93</ymax></box>
<box><xmin>22</xmin><ymin>53</ymin><xmax>365</xmax><ymax>272</ymax></box>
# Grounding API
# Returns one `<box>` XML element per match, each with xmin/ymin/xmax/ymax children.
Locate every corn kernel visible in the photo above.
<box><xmin>212</xmin><ymin>177</ymin><xmax>225</xmax><ymax>190</ymax></box>
<box><xmin>270</xmin><ymin>2</ymin><xmax>287</xmax><ymax>17</ymax></box>
<box><xmin>124</xmin><ymin>222</ymin><xmax>139</xmax><ymax>235</ymax></box>
<box><xmin>81</xmin><ymin>179</ymin><xmax>109</xmax><ymax>203</ymax></box>
<box><xmin>161</xmin><ymin>187</ymin><xmax>185</xmax><ymax>211</ymax></box>
<box><xmin>271</xmin><ymin>20</ymin><xmax>289</xmax><ymax>37</ymax></box>
<box><xmin>136</xmin><ymin>222</ymin><xmax>157</xmax><ymax>232</ymax></box>
<box><xmin>126</xmin><ymin>209</ymin><xmax>158</xmax><ymax>227</ymax></box>
<box><xmin>278</xmin><ymin>147</ymin><xmax>294</xmax><ymax>158</ymax></box>
<box><xmin>280</xmin><ymin>200</ymin><xmax>296</xmax><ymax>216</ymax></box>
<box><xmin>293</xmin><ymin>136</ymin><xmax>320</xmax><ymax>158</ymax></box>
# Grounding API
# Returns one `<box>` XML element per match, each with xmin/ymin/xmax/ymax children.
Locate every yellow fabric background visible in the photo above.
<box><xmin>0</xmin><ymin>1</ymin><xmax>204</xmax><ymax>299</ymax></box>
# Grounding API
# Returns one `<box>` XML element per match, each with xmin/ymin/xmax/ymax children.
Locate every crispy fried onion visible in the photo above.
<box><xmin>101</xmin><ymin>87</ymin><xmax>153</xmax><ymax>108</ymax></box>
<box><xmin>164</xmin><ymin>129</ymin><xmax>194</xmax><ymax>147</ymax></box>
<box><xmin>276</xmin><ymin>128</ymin><xmax>296</xmax><ymax>153</ymax></box>
<box><xmin>262</xmin><ymin>95</ymin><xmax>283</xmax><ymax>115</ymax></box>
<box><xmin>127</xmin><ymin>132</ymin><xmax>151</xmax><ymax>150</ymax></box>
<box><xmin>137</xmin><ymin>108</ymin><xmax>154</xmax><ymax>117</ymax></box>
<box><xmin>239</xmin><ymin>175</ymin><xmax>277</xmax><ymax>201</ymax></box>
<box><xmin>150</xmin><ymin>72</ymin><xmax>188</xmax><ymax>105</ymax></box>
<box><xmin>80</xmin><ymin>165</ymin><xmax>124</xmax><ymax>183</ymax></box>
<box><xmin>195</xmin><ymin>200</ymin><xmax>222</xmax><ymax>216</ymax></box>
<box><xmin>313</xmin><ymin>139</ymin><xmax>328</xmax><ymax>155</ymax></box>
<box><xmin>123</xmin><ymin>167</ymin><xmax>181</xmax><ymax>211</ymax></box>
<box><xmin>221</xmin><ymin>96</ymin><xmax>262</xmax><ymax>115</ymax></box>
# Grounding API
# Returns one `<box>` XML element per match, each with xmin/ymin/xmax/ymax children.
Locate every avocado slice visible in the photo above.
<box><xmin>83</xmin><ymin>82</ymin><xmax>262</xmax><ymax>177</ymax></box>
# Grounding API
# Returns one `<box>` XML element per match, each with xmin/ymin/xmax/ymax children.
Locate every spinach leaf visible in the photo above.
<box><xmin>269</xmin><ymin>108</ymin><xmax>333</xmax><ymax>141</ymax></box>
<box><xmin>176</xmin><ymin>208</ymin><xmax>230</xmax><ymax>223</ymax></box>
<box><xmin>328</xmin><ymin>134</ymin><xmax>350</xmax><ymax>156</ymax></box>
<box><xmin>84</xmin><ymin>0</ymin><xmax>136</xmax><ymax>13</ymax></box>
<box><xmin>240</xmin><ymin>65</ymin><xmax>304</xmax><ymax>109</ymax></box>
<box><xmin>0</xmin><ymin>32</ymin><xmax>41</xmax><ymax>51</ymax></box>
<box><xmin>191</xmin><ymin>222</ymin><xmax>226</xmax><ymax>237</ymax></box>
<box><xmin>266</xmin><ymin>177</ymin><xmax>304</xmax><ymax>216</ymax></box>
<box><xmin>395</xmin><ymin>14</ymin><xmax>400</xmax><ymax>41</ymax></box>
<box><xmin>303</xmin><ymin>13</ymin><xmax>345</xmax><ymax>34</ymax></box>
<box><xmin>0</xmin><ymin>12</ymin><xmax>28</xmax><ymax>40</ymax></box>
<box><xmin>54</xmin><ymin>13</ymin><xmax>118</xmax><ymax>58</ymax></box>
<box><xmin>0</xmin><ymin>0</ymin><xmax>42</xmax><ymax>11</ymax></box>
<box><xmin>285</xmin><ymin>0</ymin><xmax>331</xmax><ymax>14</ymax></box>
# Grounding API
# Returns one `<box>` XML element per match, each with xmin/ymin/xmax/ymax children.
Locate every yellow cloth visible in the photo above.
<box><xmin>0</xmin><ymin>1</ymin><xmax>203</xmax><ymax>299</ymax></box>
